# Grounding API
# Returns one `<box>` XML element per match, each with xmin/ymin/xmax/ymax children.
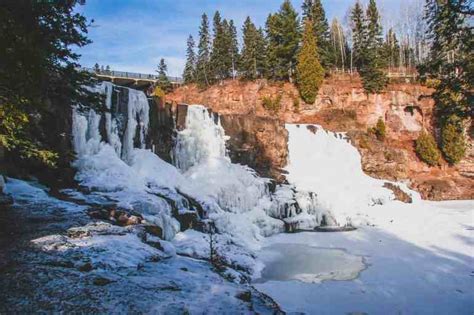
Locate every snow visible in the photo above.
<box><xmin>255</xmin><ymin>243</ymin><xmax>366</xmax><ymax>283</ymax></box>
<box><xmin>254</xmin><ymin>200</ymin><xmax>474</xmax><ymax>314</ymax></box>
<box><xmin>252</xmin><ymin>124</ymin><xmax>474</xmax><ymax>314</ymax></box>
<box><xmin>4</xmin><ymin>178</ymin><xmax>85</xmax><ymax>213</ymax></box>
<box><xmin>284</xmin><ymin>124</ymin><xmax>399</xmax><ymax>226</ymax></box>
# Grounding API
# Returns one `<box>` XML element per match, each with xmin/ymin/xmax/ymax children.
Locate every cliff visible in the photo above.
<box><xmin>167</xmin><ymin>77</ymin><xmax>473</xmax><ymax>200</ymax></box>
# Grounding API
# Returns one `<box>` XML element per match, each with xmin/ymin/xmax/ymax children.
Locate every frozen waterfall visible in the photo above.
<box><xmin>284</xmin><ymin>124</ymin><xmax>401</xmax><ymax>225</ymax></box>
<box><xmin>173</xmin><ymin>105</ymin><xmax>228</xmax><ymax>171</ymax></box>
<box><xmin>73</xmin><ymin>82</ymin><xmax>149</xmax><ymax>163</ymax></box>
<box><xmin>71</xmin><ymin>82</ymin><xmax>405</xmax><ymax>247</ymax></box>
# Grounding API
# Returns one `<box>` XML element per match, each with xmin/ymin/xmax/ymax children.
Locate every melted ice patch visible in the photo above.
<box><xmin>255</xmin><ymin>243</ymin><xmax>366</xmax><ymax>283</ymax></box>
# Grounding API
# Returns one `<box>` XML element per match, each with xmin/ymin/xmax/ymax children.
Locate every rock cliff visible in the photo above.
<box><xmin>167</xmin><ymin>77</ymin><xmax>473</xmax><ymax>200</ymax></box>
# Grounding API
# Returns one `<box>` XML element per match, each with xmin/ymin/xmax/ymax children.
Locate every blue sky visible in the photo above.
<box><xmin>76</xmin><ymin>0</ymin><xmax>408</xmax><ymax>76</ymax></box>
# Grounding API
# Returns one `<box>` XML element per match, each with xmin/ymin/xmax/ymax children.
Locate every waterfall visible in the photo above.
<box><xmin>284</xmin><ymin>124</ymin><xmax>396</xmax><ymax>225</ymax></box>
<box><xmin>73</xmin><ymin>81</ymin><xmax>149</xmax><ymax>164</ymax></box>
<box><xmin>122</xmin><ymin>88</ymin><xmax>149</xmax><ymax>163</ymax></box>
<box><xmin>173</xmin><ymin>105</ymin><xmax>228</xmax><ymax>171</ymax></box>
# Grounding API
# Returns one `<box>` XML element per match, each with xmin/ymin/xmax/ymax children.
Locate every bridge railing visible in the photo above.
<box><xmin>82</xmin><ymin>67</ymin><xmax>183</xmax><ymax>83</ymax></box>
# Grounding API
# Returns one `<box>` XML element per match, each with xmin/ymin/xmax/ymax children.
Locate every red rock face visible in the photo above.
<box><xmin>167</xmin><ymin>77</ymin><xmax>473</xmax><ymax>201</ymax></box>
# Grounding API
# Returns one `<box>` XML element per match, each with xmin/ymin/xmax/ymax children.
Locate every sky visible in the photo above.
<box><xmin>76</xmin><ymin>0</ymin><xmax>412</xmax><ymax>77</ymax></box>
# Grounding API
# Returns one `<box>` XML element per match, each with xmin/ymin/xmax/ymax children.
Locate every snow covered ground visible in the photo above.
<box><xmin>0</xmin><ymin>179</ymin><xmax>280</xmax><ymax>313</ymax></box>
<box><xmin>252</xmin><ymin>125</ymin><xmax>474</xmax><ymax>314</ymax></box>
<box><xmin>254</xmin><ymin>198</ymin><xmax>474</xmax><ymax>314</ymax></box>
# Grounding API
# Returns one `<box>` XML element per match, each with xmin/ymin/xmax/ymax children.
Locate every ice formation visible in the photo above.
<box><xmin>71</xmin><ymin>83</ymin><xmax>410</xmax><ymax>250</ymax></box>
<box><xmin>71</xmin><ymin>84</ymin><xmax>319</xmax><ymax>248</ymax></box>
<box><xmin>284</xmin><ymin>124</ymin><xmax>397</xmax><ymax>225</ymax></box>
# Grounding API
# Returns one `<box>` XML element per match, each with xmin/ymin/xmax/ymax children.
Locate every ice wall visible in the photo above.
<box><xmin>73</xmin><ymin>82</ymin><xmax>149</xmax><ymax>163</ymax></box>
<box><xmin>173</xmin><ymin>105</ymin><xmax>228</xmax><ymax>171</ymax></box>
<box><xmin>284</xmin><ymin>124</ymin><xmax>395</xmax><ymax>225</ymax></box>
<box><xmin>71</xmin><ymin>85</ymin><xmax>325</xmax><ymax>245</ymax></box>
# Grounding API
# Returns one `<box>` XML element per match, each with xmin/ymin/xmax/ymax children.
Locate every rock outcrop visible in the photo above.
<box><xmin>167</xmin><ymin>77</ymin><xmax>473</xmax><ymax>200</ymax></box>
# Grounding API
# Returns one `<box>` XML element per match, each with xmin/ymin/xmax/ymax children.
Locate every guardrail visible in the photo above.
<box><xmin>82</xmin><ymin>67</ymin><xmax>183</xmax><ymax>83</ymax></box>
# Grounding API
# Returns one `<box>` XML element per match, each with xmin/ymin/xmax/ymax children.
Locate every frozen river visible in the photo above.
<box><xmin>255</xmin><ymin>242</ymin><xmax>366</xmax><ymax>284</ymax></box>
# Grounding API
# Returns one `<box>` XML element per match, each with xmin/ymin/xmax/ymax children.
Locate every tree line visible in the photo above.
<box><xmin>180</xmin><ymin>0</ymin><xmax>432</xmax><ymax>97</ymax></box>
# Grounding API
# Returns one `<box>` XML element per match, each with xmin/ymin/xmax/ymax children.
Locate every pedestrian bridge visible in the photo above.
<box><xmin>83</xmin><ymin>68</ymin><xmax>183</xmax><ymax>90</ymax></box>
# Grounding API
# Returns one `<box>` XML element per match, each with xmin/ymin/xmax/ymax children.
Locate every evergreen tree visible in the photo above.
<box><xmin>240</xmin><ymin>17</ymin><xmax>260</xmax><ymax>80</ymax></box>
<box><xmin>350</xmin><ymin>1</ymin><xmax>367</xmax><ymax>70</ymax></box>
<box><xmin>301</xmin><ymin>0</ymin><xmax>332</xmax><ymax>68</ymax></box>
<box><xmin>415</xmin><ymin>131</ymin><xmax>440</xmax><ymax>166</ymax></box>
<box><xmin>0</xmin><ymin>0</ymin><xmax>100</xmax><ymax>167</ymax></box>
<box><xmin>156</xmin><ymin>58</ymin><xmax>172</xmax><ymax>92</ymax></box>
<box><xmin>422</xmin><ymin>0</ymin><xmax>472</xmax><ymax>123</ymax></box>
<box><xmin>382</xmin><ymin>28</ymin><xmax>400</xmax><ymax>70</ymax></box>
<box><xmin>421</xmin><ymin>0</ymin><xmax>472</xmax><ymax>163</ymax></box>
<box><xmin>196</xmin><ymin>13</ymin><xmax>211</xmax><ymax>87</ymax></box>
<box><xmin>94</xmin><ymin>63</ymin><xmax>100</xmax><ymax>72</ymax></box>
<box><xmin>365</xmin><ymin>0</ymin><xmax>383</xmax><ymax>51</ymax></box>
<box><xmin>210</xmin><ymin>11</ymin><xmax>228</xmax><ymax>81</ymax></box>
<box><xmin>227</xmin><ymin>20</ymin><xmax>240</xmax><ymax>79</ymax></box>
<box><xmin>220</xmin><ymin>19</ymin><xmax>233</xmax><ymax>79</ymax></box>
<box><xmin>440</xmin><ymin>116</ymin><xmax>466</xmax><ymax>165</ymax></box>
<box><xmin>265</xmin><ymin>13</ymin><xmax>279</xmax><ymax>79</ymax></box>
<box><xmin>255</xmin><ymin>27</ymin><xmax>268</xmax><ymax>77</ymax></box>
<box><xmin>183</xmin><ymin>35</ymin><xmax>196</xmax><ymax>83</ymax></box>
<box><xmin>265</xmin><ymin>0</ymin><xmax>300</xmax><ymax>81</ymax></box>
<box><xmin>296</xmin><ymin>20</ymin><xmax>324</xmax><ymax>104</ymax></box>
<box><xmin>359</xmin><ymin>0</ymin><xmax>387</xmax><ymax>94</ymax></box>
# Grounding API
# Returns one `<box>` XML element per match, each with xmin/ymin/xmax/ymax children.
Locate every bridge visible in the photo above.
<box><xmin>82</xmin><ymin>68</ymin><xmax>183</xmax><ymax>90</ymax></box>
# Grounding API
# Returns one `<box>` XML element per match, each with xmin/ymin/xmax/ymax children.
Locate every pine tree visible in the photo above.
<box><xmin>440</xmin><ymin>116</ymin><xmax>466</xmax><ymax>165</ymax></box>
<box><xmin>265</xmin><ymin>0</ymin><xmax>300</xmax><ymax>81</ymax></box>
<box><xmin>265</xmin><ymin>13</ymin><xmax>279</xmax><ymax>79</ymax></box>
<box><xmin>210</xmin><ymin>11</ymin><xmax>228</xmax><ymax>81</ymax></box>
<box><xmin>183</xmin><ymin>35</ymin><xmax>196</xmax><ymax>84</ymax></box>
<box><xmin>296</xmin><ymin>20</ymin><xmax>324</xmax><ymax>104</ymax></box>
<box><xmin>422</xmin><ymin>0</ymin><xmax>472</xmax><ymax>123</ymax></box>
<box><xmin>255</xmin><ymin>27</ymin><xmax>268</xmax><ymax>77</ymax></box>
<box><xmin>365</xmin><ymin>0</ymin><xmax>383</xmax><ymax>51</ymax></box>
<box><xmin>301</xmin><ymin>0</ymin><xmax>332</xmax><ymax>68</ymax></box>
<box><xmin>382</xmin><ymin>28</ymin><xmax>400</xmax><ymax>70</ymax></box>
<box><xmin>415</xmin><ymin>131</ymin><xmax>440</xmax><ymax>166</ymax></box>
<box><xmin>228</xmin><ymin>20</ymin><xmax>240</xmax><ymax>79</ymax></box>
<box><xmin>240</xmin><ymin>17</ymin><xmax>260</xmax><ymax>80</ymax></box>
<box><xmin>196</xmin><ymin>13</ymin><xmax>211</xmax><ymax>87</ymax></box>
<box><xmin>156</xmin><ymin>58</ymin><xmax>172</xmax><ymax>92</ymax></box>
<box><xmin>421</xmin><ymin>1</ymin><xmax>472</xmax><ymax>164</ymax></box>
<box><xmin>0</xmin><ymin>0</ymin><xmax>100</xmax><ymax>167</ymax></box>
<box><xmin>350</xmin><ymin>1</ymin><xmax>367</xmax><ymax>70</ymax></box>
<box><xmin>359</xmin><ymin>0</ymin><xmax>387</xmax><ymax>94</ymax></box>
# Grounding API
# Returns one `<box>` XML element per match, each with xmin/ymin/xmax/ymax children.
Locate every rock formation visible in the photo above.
<box><xmin>167</xmin><ymin>77</ymin><xmax>473</xmax><ymax>200</ymax></box>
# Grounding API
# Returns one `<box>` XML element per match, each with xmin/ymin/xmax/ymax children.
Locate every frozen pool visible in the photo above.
<box><xmin>255</xmin><ymin>243</ymin><xmax>367</xmax><ymax>284</ymax></box>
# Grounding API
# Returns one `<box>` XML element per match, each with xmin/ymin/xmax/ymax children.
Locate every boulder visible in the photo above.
<box><xmin>145</xmin><ymin>225</ymin><xmax>163</xmax><ymax>239</ymax></box>
<box><xmin>87</xmin><ymin>207</ymin><xmax>143</xmax><ymax>226</ymax></box>
<box><xmin>383</xmin><ymin>183</ymin><xmax>413</xmax><ymax>203</ymax></box>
